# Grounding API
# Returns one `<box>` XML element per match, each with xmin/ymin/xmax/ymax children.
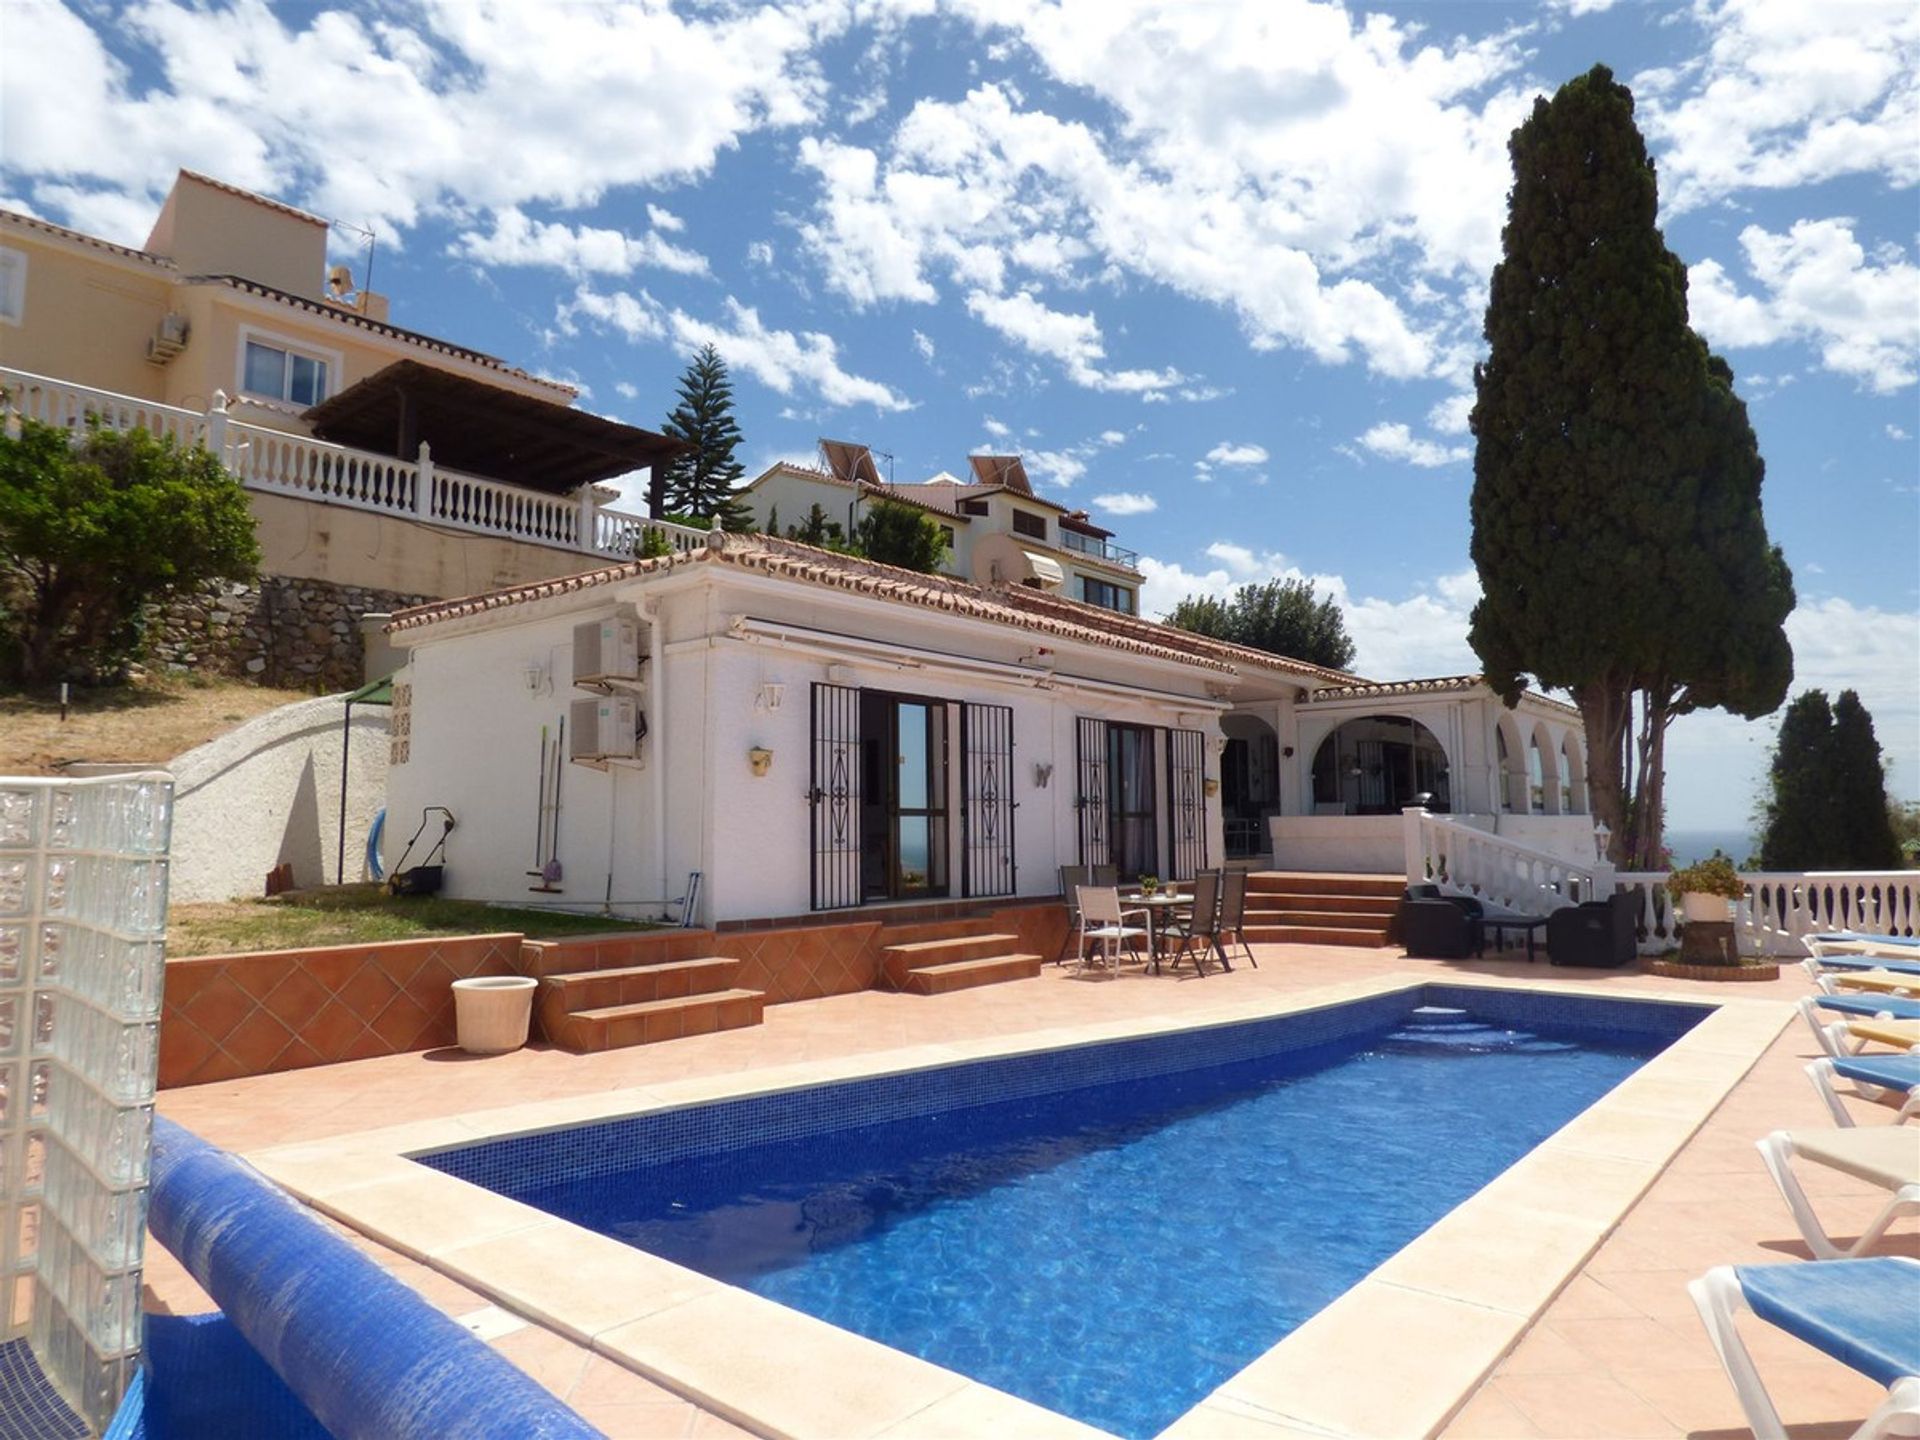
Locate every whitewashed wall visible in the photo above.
<box><xmin>387</xmin><ymin>607</ymin><xmax>660</xmax><ymax>919</ymax></box>
<box><xmin>389</xmin><ymin>566</ymin><xmax>1229</xmax><ymax>926</ymax></box>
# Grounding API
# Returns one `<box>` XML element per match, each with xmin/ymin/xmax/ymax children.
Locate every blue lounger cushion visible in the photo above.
<box><xmin>1818</xmin><ymin>994</ymin><xmax>1920</xmax><ymax>1022</ymax></box>
<box><xmin>1735</xmin><ymin>1259</ymin><xmax>1920</xmax><ymax>1388</ymax></box>
<box><xmin>1833</xmin><ymin>1054</ymin><xmax>1920</xmax><ymax>1092</ymax></box>
<box><xmin>1814</xmin><ymin>932</ymin><xmax>1920</xmax><ymax>949</ymax></box>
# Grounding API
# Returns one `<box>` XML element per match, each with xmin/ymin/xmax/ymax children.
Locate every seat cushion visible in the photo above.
<box><xmin>1735</xmin><ymin>1259</ymin><xmax>1920</xmax><ymax>1387</ymax></box>
<box><xmin>1787</xmin><ymin>1128</ymin><xmax>1920</xmax><ymax>1192</ymax></box>
<box><xmin>1833</xmin><ymin>1054</ymin><xmax>1920</xmax><ymax>1091</ymax></box>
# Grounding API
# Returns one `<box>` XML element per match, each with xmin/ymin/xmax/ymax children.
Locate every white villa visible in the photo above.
<box><xmin>383</xmin><ymin>529</ymin><xmax>1596</xmax><ymax>928</ymax></box>
<box><xmin>742</xmin><ymin>445</ymin><xmax>1145</xmax><ymax>617</ymax></box>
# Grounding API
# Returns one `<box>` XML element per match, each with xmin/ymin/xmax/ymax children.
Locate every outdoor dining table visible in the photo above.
<box><xmin>1123</xmin><ymin>891</ymin><xmax>1193</xmax><ymax>973</ymax></box>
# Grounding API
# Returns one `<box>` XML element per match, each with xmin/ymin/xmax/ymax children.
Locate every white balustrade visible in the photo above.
<box><xmin>1404</xmin><ymin>808</ymin><xmax>1605</xmax><ymax>916</ymax></box>
<box><xmin>0</xmin><ymin>365</ymin><xmax>691</xmax><ymax>561</ymax></box>
<box><xmin>1614</xmin><ymin>868</ymin><xmax>1920</xmax><ymax>956</ymax></box>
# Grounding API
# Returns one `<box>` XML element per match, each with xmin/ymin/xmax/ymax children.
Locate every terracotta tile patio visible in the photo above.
<box><xmin>147</xmin><ymin>942</ymin><xmax>1914</xmax><ymax>1438</ymax></box>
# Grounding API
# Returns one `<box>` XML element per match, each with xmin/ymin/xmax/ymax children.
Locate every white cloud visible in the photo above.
<box><xmin>1635</xmin><ymin>0</ymin><xmax>1920</xmax><ymax>213</ymax></box>
<box><xmin>1427</xmin><ymin>392</ymin><xmax>1475</xmax><ymax>435</ymax></box>
<box><xmin>614</xmin><ymin>381</ymin><xmax>639</xmax><ymax>400</ymax></box>
<box><xmin>646</xmin><ymin>204</ymin><xmax>685</xmax><ymax>233</ymax></box>
<box><xmin>1356</xmin><ymin>421</ymin><xmax>1471</xmax><ymax>467</ymax></box>
<box><xmin>912</xmin><ymin>329</ymin><xmax>936</xmax><ymax>362</ymax></box>
<box><xmin>563</xmin><ymin>287</ymin><xmax>912</xmax><ymax>412</ymax></box>
<box><xmin>796</xmin><ymin>4</ymin><xmax>1536</xmax><ymax>385</ymax></box>
<box><xmin>1137</xmin><ymin>546</ymin><xmax>1480</xmax><ymax>679</ymax></box>
<box><xmin>1689</xmin><ymin>220</ymin><xmax>1920</xmax><ymax>393</ymax></box>
<box><xmin>453</xmin><ymin>206</ymin><xmax>709</xmax><ymax>276</ymax></box>
<box><xmin>1205</xmin><ymin>442</ymin><xmax>1268</xmax><ymax>467</ymax></box>
<box><xmin>1098</xmin><ymin>429</ymin><xmax>1127</xmax><ymax>446</ymax></box>
<box><xmin>1091</xmin><ymin>491</ymin><xmax>1157</xmax><ymax>515</ymax></box>
<box><xmin>1</xmin><ymin>0</ymin><xmax>851</xmax><ymax>244</ymax></box>
<box><xmin>746</xmin><ymin>240</ymin><xmax>776</xmax><ymax>267</ymax></box>
<box><xmin>1022</xmin><ymin>447</ymin><xmax>1088</xmax><ymax>486</ymax></box>
<box><xmin>981</xmin><ymin>416</ymin><xmax>1012</xmax><ymax>439</ymax></box>
<box><xmin>963</xmin><ymin>288</ymin><xmax>1184</xmax><ymax>393</ymax></box>
<box><xmin>1665</xmin><ymin>597</ymin><xmax>1920</xmax><ymax>826</ymax></box>
<box><xmin>1887</xmin><ymin>424</ymin><xmax>1910</xmax><ymax>440</ymax></box>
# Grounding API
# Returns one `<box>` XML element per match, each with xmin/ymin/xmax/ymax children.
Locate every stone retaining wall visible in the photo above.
<box><xmin>147</xmin><ymin>575</ymin><xmax>429</xmax><ymax>690</ymax></box>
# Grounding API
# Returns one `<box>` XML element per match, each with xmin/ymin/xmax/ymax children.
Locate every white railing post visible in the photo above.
<box><xmin>579</xmin><ymin>486</ymin><xmax>598</xmax><ymax>553</ymax></box>
<box><xmin>205</xmin><ymin>391</ymin><xmax>229</xmax><ymax>466</ymax></box>
<box><xmin>414</xmin><ymin>441</ymin><xmax>433</xmax><ymax>518</ymax></box>
<box><xmin>1589</xmin><ymin>858</ymin><xmax>1616</xmax><ymax>901</ymax></box>
<box><xmin>1401</xmin><ymin>806</ymin><xmax>1427</xmax><ymax>886</ymax></box>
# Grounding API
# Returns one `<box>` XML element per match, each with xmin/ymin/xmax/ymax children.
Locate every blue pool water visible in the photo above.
<box><xmin>485</xmin><ymin>1001</ymin><xmax>1680</xmax><ymax>1438</ymax></box>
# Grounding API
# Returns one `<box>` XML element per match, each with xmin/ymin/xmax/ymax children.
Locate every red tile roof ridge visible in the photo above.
<box><xmin>0</xmin><ymin>207</ymin><xmax>174</xmax><ymax>268</ymax></box>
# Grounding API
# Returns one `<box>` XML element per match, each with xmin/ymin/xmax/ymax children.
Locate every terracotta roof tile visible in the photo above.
<box><xmin>0</xmin><ymin>208</ymin><xmax>174</xmax><ymax>269</ymax></box>
<box><xmin>1306</xmin><ymin>674</ymin><xmax>1580</xmax><ymax>716</ymax></box>
<box><xmin>386</xmin><ymin>533</ymin><xmax>1231</xmax><ymax>671</ymax></box>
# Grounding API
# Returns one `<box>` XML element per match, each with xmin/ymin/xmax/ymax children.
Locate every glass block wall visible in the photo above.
<box><xmin>0</xmin><ymin>774</ymin><xmax>172</xmax><ymax>1433</ymax></box>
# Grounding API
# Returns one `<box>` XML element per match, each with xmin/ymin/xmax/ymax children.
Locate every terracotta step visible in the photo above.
<box><xmin>1245</xmin><ymin>873</ymin><xmax>1404</xmax><ymax>898</ymax></box>
<box><xmin>1242</xmin><ymin>909</ymin><xmax>1392</xmax><ymax>931</ymax></box>
<box><xmin>555</xmin><ymin>988</ymin><xmax>766</xmax><ymax>1052</ymax></box>
<box><xmin>872</xmin><ymin>919</ymin><xmax>1000</xmax><ymax>949</ymax></box>
<box><xmin>1242</xmin><ymin>925</ymin><xmax>1391</xmax><ymax>948</ymax></box>
<box><xmin>900</xmin><ymin>954</ymin><xmax>1043</xmax><ymax>995</ymax></box>
<box><xmin>541</xmin><ymin>957</ymin><xmax>740</xmax><ymax>1010</ymax></box>
<box><xmin>1243</xmin><ymin>892</ymin><xmax>1400</xmax><ymax>915</ymax></box>
<box><xmin>882</xmin><ymin>933</ymin><xmax>1021</xmax><ymax>988</ymax></box>
<box><xmin>518</xmin><ymin>932</ymin><xmax>717</xmax><ymax>978</ymax></box>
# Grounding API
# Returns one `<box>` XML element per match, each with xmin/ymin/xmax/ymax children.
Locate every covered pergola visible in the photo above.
<box><xmin>304</xmin><ymin>360</ymin><xmax>686</xmax><ymax>493</ymax></box>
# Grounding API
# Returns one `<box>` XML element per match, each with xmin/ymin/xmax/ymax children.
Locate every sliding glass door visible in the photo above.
<box><xmin>859</xmin><ymin>690</ymin><xmax>949</xmax><ymax>901</ymax></box>
<box><xmin>1107</xmin><ymin>723</ymin><xmax>1158</xmax><ymax>881</ymax></box>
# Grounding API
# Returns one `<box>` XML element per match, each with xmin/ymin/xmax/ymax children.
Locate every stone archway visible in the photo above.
<box><xmin>1560</xmin><ymin>730</ymin><xmax>1587</xmax><ymax>815</ymax></box>
<box><xmin>1221</xmin><ymin>713</ymin><xmax>1280</xmax><ymax>859</ymax></box>
<box><xmin>1495</xmin><ymin>714</ymin><xmax>1527</xmax><ymax>814</ymax></box>
<box><xmin>1311</xmin><ymin>715</ymin><xmax>1452</xmax><ymax>816</ymax></box>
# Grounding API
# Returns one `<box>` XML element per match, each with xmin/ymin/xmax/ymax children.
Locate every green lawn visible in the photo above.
<box><xmin>168</xmin><ymin>888</ymin><xmax>656</xmax><ymax>957</ymax></box>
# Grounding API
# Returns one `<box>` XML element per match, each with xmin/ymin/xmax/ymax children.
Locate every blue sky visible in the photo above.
<box><xmin>4</xmin><ymin>0</ymin><xmax>1915</xmax><ymax>832</ymax></box>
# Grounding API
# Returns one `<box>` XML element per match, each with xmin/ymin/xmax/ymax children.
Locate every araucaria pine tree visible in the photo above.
<box><xmin>658</xmin><ymin>343</ymin><xmax>752</xmax><ymax>530</ymax></box>
<box><xmin>1468</xmin><ymin>64</ymin><xmax>1793</xmax><ymax>867</ymax></box>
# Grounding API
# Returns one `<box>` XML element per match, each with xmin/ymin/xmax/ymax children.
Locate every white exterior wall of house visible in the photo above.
<box><xmin>1258</xmin><ymin>689</ymin><xmax>1599</xmax><ymax>872</ymax></box>
<box><xmin>386</xmin><ymin>559</ymin><xmax>1228</xmax><ymax>926</ymax></box>
<box><xmin>386</xmin><ymin>607</ymin><xmax>661</xmax><ymax>916</ymax></box>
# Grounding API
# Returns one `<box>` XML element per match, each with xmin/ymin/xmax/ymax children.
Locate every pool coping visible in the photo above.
<box><xmin>242</xmin><ymin>971</ymin><xmax>1791</xmax><ymax>1440</ymax></box>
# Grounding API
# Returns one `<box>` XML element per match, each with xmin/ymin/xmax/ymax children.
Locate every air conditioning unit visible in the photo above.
<box><xmin>145</xmin><ymin>313</ymin><xmax>189</xmax><ymax>367</ymax></box>
<box><xmin>573</xmin><ymin>616</ymin><xmax>641</xmax><ymax>685</ymax></box>
<box><xmin>570</xmin><ymin>695</ymin><xmax>640</xmax><ymax>761</ymax></box>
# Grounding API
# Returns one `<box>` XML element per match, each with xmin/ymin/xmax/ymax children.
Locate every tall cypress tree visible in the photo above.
<box><xmin>658</xmin><ymin>343</ymin><xmax>752</xmax><ymax>530</ymax></box>
<box><xmin>1758</xmin><ymin>691</ymin><xmax>1834</xmax><ymax>870</ymax></box>
<box><xmin>1468</xmin><ymin>64</ymin><xmax>1792</xmax><ymax>866</ymax></box>
<box><xmin>1759</xmin><ymin>689</ymin><xmax>1903</xmax><ymax>869</ymax></box>
<box><xmin>1827</xmin><ymin>691</ymin><xmax>1904</xmax><ymax>869</ymax></box>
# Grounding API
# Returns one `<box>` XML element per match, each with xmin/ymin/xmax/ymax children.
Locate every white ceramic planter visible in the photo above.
<box><xmin>1678</xmin><ymin>891</ymin><xmax>1736</xmax><ymax>924</ymax></box>
<box><xmin>451</xmin><ymin>976</ymin><xmax>538</xmax><ymax>1055</ymax></box>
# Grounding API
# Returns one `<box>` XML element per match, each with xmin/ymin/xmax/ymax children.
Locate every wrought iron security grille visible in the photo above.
<box><xmin>1075</xmin><ymin>715</ymin><xmax>1110</xmax><ymax>868</ymax></box>
<box><xmin>808</xmin><ymin>682</ymin><xmax>861</xmax><ymax>910</ymax></box>
<box><xmin>960</xmin><ymin>702</ymin><xmax>1016</xmax><ymax>898</ymax></box>
<box><xmin>1166</xmin><ymin>726</ymin><xmax>1209</xmax><ymax>881</ymax></box>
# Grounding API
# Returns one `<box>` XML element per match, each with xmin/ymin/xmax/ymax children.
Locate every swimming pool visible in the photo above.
<box><xmin>425</xmin><ymin>984</ymin><xmax>1702</xmax><ymax>1437</ymax></box>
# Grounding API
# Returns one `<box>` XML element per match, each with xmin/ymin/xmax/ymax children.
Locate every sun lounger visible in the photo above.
<box><xmin>1834</xmin><ymin>970</ymin><xmax>1920</xmax><ymax>998</ymax></box>
<box><xmin>1806</xmin><ymin>953</ymin><xmax>1920</xmax><ymax>977</ymax></box>
<box><xmin>1847</xmin><ymin>1018</ymin><xmax>1920</xmax><ymax>1051</ymax></box>
<box><xmin>1809</xmin><ymin>931</ymin><xmax>1920</xmax><ymax>955</ymax></box>
<box><xmin>1690</xmin><ymin>1258</ymin><xmax>1920</xmax><ymax>1440</ymax></box>
<box><xmin>1808</xmin><ymin>1055</ymin><xmax>1920</xmax><ymax>1127</ymax></box>
<box><xmin>1800</xmin><ymin>997</ymin><xmax>1913</xmax><ymax>1059</ymax></box>
<box><xmin>1756</xmin><ymin>1129</ymin><xmax>1920</xmax><ymax>1259</ymax></box>
<box><xmin>1817</xmin><ymin>994</ymin><xmax>1920</xmax><ymax>1023</ymax></box>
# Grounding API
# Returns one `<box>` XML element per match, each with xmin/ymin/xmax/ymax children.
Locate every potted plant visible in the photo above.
<box><xmin>1667</xmin><ymin>853</ymin><xmax>1745</xmax><ymax>925</ymax></box>
<box><xmin>1137</xmin><ymin>874</ymin><xmax>1160</xmax><ymax>896</ymax></box>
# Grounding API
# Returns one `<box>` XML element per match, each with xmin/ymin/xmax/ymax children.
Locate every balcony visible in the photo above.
<box><xmin>0</xmin><ymin>367</ymin><xmax>706</xmax><ymax>561</ymax></box>
<box><xmin>1058</xmin><ymin>528</ymin><xmax>1140</xmax><ymax>570</ymax></box>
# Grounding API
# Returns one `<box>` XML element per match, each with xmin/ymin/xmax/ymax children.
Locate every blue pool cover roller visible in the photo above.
<box><xmin>147</xmin><ymin>1117</ymin><xmax>603</xmax><ymax>1440</ymax></box>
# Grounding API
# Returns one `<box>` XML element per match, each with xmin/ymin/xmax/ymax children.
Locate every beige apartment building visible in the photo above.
<box><xmin>0</xmin><ymin>170</ymin><xmax>686</xmax><ymax>685</ymax></box>
<box><xmin>742</xmin><ymin>445</ymin><xmax>1145</xmax><ymax>615</ymax></box>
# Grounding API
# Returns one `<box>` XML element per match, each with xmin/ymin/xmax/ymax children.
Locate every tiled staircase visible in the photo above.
<box><xmin>528</xmin><ymin>946</ymin><xmax>766</xmax><ymax>1053</ymax></box>
<box><xmin>878</xmin><ymin>919</ymin><xmax>1043</xmax><ymax>995</ymax></box>
<box><xmin>1241</xmin><ymin>872</ymin><xmax>1402</xmax><ymax>948</ymax></box>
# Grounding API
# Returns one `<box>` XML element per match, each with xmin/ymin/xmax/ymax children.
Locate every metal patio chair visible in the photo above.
<box><xmin>1073</xmin><ymin>886</ymin><xmax>1150</xmax><ymax>975</ymax></box>
<box><xmin>1218</xmin><ymin>868</ymin><xmax>1257</xmax><ymax>969</ymax></box>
